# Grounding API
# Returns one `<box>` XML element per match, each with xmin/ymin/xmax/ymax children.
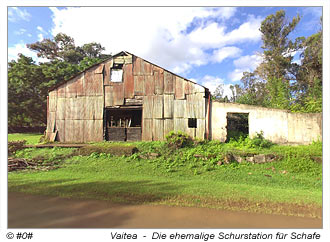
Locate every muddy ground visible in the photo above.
<box><xmin>8</xmin><ymin>192</ymin><xmax>321</xmax><ymax>228</ymax></box>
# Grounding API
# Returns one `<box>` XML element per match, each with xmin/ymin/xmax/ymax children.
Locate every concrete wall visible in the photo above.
<box><xmin>211</xmin><ymin>101</ymin><xmax>322</xmax><ymax>144</ymax></box>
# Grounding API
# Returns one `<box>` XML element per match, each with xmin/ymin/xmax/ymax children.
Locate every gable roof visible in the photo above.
<box><xmin>48</xmin><ymin>51</ymin><xmax>209</xmax><ymax>93</ymax></box>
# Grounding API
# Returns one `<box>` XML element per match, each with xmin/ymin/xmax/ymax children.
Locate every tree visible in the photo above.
<box><xmin>8</xmin><ymin>54</ymin><xmax>47</xmax><ymax>127</ymax></box>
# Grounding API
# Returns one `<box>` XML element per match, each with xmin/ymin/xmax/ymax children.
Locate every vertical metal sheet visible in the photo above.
<box><xmin>144</xmin><ymin>75</ymin><xmax>154</xmax><ymax>95</ymax></box>
<box><xmin>164</xmin><ymin>119</ymin><xmax>174</xmax><ymax>137</ymax></box>
<box><xmin>65</xmin><ymin>98</ymin><xmax>73</xmax><ymax>120</ymax></box>
<box><xmin>153</xmin><ymin>119</ymin><xmax>164</xmax><ymax>141</ymax></box>
<box><xmin>103</xmin><ymin>59</ymin><xmax>113</xmax><ymax>86</ymax></box>
<box><xmin>76</xmin><ymin>75</ymin><xmax>85</xmax><ymax>96</ymax></box>
<box><xmin>185</xmin><ymin>94</ymin><xmax>196</xmax><ymax>118</ymax></box>
<box><xmin>196</xmin><ymin>93</ymin><xmax>206</xmax><ymax>119</ymax></box>
<box><xmin>142</xmin><ymin>118</ymin><xmax>153</xmax><ymax>141</ymax></box>
<box><xmin>84</xmin><ymin>120</ymin><xmax>93</xmax><ymax>142</ymax></box>
<box><xmin>56</xmin><ymin>98</ymin><xmax>65</xmax><ymax>120</ymax></box>
<box><xmin>94</xmin><ymin>64</ymin><xmax>104</xmax><ymax>74</ymax></box>
<box><xmin>174</xmin><ymin>99</ymin><xmax>186</xmax><ymax>118</ymax></box>
<box><xmin>47</xmin><ymin>112</ymin><xmax>56</xmax><ymax>132</ymax></box>
<box><xmin>143</xmin><ymin>96</ymin><xmax>153</xmax><ymax>119</ymax></box>
<box><xmin>133</xmin><ymin>56</ymin><xmax>141</xmax><ymax>75</ymax></box>
<box><xmin>142</xmin><ymin>60</ymin><xmax>153</xmax><ymax>75</ymax></box>
<box><xmin>196</xmin><ymin>118</ymin><xmax>205</xmax><ymax>139</ymax></box>
<box><xmin>185</xmin><ymin>81</ymin><xmax>193</xmax><ymax>95</ymax></box>
<box><xmin>134</xmin><ymin>75</ymin><xmax>144</xmax><ymax>96</ymax></box>
<box><xmin>123</xmin><ymin>63</ymin><xmax>134</xmax><ymax>98</ymax></box>
<box><xmin>56</xmin><ymin>119</ymin><xmax>65</xmax><ymax>142</ymax></box>
<box><xmin>175</xmin><ymin>76</ymin><xmax>185</xmax><ymax>99</ymax></box>
<box><xmin>104</xmin><ymin>86</ymin><xmax>113</xmax><ymax>107</ymax></box>
<box><xmin>73</xmin><ymin>120</ymin><xmax>84</xmax><ymax>142</ymax></box>
<box><xmin>66</xmin><ymin>77</ymin><xmax>78</xmax><ymax>98</ymax></box>
<box><xmin>94</xmin><ymin>96</ymin><xmax>104</xmax><ymax>120</ymax></box>
<box><xmin>164</xmin><ymin>95</ymin><xmax>174</xmax><ymax>118</ymax></box>
<box><xmin>164</xmin><ymin>71</ymin><xmax>174</xmax><ymax>94</ymax></box>
<box><xmin>174</xmin><ymin>118</ymin><xmax>186</xmax><ymax>133</ymax></box>
<box><xmin>112</xmin><ymin>85</ymin><xmax>124</xmax><ymax>106</ymax></box>
<box><xmin>65</xmin><ymin>119</ymin><xmax>74</xmax><ymax>142</ymax></box>
<box><xmin>154</xmin><ymin>71</ymin><xmax>164</xmax><ymax>95</ymax></box>
<box><xmin>57</xmin><ymin>83</ymin><xmax>66</xmax><ymax>98</ymax></box>
<box><xmin>152</xmin><ymin>95</ymin><xmax>163</xmax><ymax>119</ymax></box>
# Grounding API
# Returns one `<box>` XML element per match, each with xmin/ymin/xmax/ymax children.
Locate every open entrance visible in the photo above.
<box><xmin>104</xmin><ymin>107</ymin><xmax>142</xmax><ymax>141</ymax></box>
<box><xmin>226</xmin><ymin>112</ymin><xmax>249</xmax><ymax>142</ymax></box>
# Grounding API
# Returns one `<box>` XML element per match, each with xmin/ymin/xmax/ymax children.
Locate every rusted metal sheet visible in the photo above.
<box><xmin>174</xmin><ymin>118</ymin><xmax>186</xmax><ymax>133</ymax></box>
<box><xmin>174</xmin><ymin>99</ymin><xmax>186</xmax><ymax>118</ymax></box>
<box><xmin>175</xmin><ymin>76</ymin><xmax>185</xmax><ymax>99</ymax></box>
<box><xmin>103</xmin><ymin>59</ymin><xmax>113</xmax><ymax>86</ymax></box>
<box><xmin>66</xmin><ymin>76</ymin><xmax>80</xmax><ymax>98</ymax></box>
<box><xmin>84</xmin><ymin>67</ymin><xmax>103</xmax><ymax>96</ymax></box>
<box><xmin>184</xmin><ymin>81</ymin><xmax>194</xmax><ymax>95</ymax></box>
<box><xmin>142</xmin><ymin>60</ymin><xmax>153</xmax><ymax>75</ymax></box>
<box><xmin>144</xmin><ymin>75</ymin><xmax>154</xmax><ymax>95</ymax></box>
<box><xmin>104</xmin><ymin>86</ymin><xmax>113</xmax><ymax>107</ymax></box>
<box><xmin>112</xmin><ymin>84</ymin><xmax>125</xmax><ymax>106</ymax></box>
<box><xmin>196</xmin><ymin>93</ymin><xmax>206</xmax><ymax>119</ymax></box>
<box><xmin>133</xmin><ymin>56</ymin><xmax>142</xmax><ymax>75</ymax></box>
<box><xmin>64</xmin><ymin>119</ymin><xmax>74</xmax><ymax>142</ymax></box>
<box><xmin>143</xmin><ymin>96</ymin><xmax>153</xmax><ymax>119</ymax></box>
<box><xmin>164</xmin><ymin>95</ymin><xmax>174</xmax><ymax>118</ymax></box>
<box><xmin>76</xmin><ymin>75</ymin><xmax>85</xmax><ymax>96</ymax></box>
<box><xmin>47</xmin><ymin>112</ymin><xmax>56</xmax><ymax>133</ymax></box>
<box><xmin>73</xmin><ymin>120</ymin><xmax>84</xmax><ymax>142</ymax></box>
<box><xmin>56</xmin><ymin>98</ymin><xmax>65</xmax><ymax>120</ymax></box>
<box><xmin>134</xmin><ymin>75</ymin><xmax>144</xmax><ymax>96</ymax></box>
<box><xmin>154</xmin><ymin>71</ymin><xmax>164</xmax><ymax>95</ymax></box>
<box><xmin>153</xmin><ymin>119</ymin><xmax>164</xmax><ymax>141</ymax></box>
<box><xmin>123</xmin><ymin>64</ymin><xmax>134</xmax><ymax>99</ymax></box>
<box><xmin>64</xmin><ymin>98</ymin><xmax>73</xmax><ymax>120</ymax></box>
<box><xmin>164</xmin><ymin>119</ymin><xmax>174</xmax><ymax>137</ymax></box>
<box><xmin>196</xmin><ymin>118</ymin><xmax>205</xmax><ymax>139</ymax></box>
<box><xmin>153</xmin><ymin>95</ymin><xmax>163</xmax><ymax>119</ymax></box>
<box><xmin>95</xmin><ymin>96</ymin><xmax>104</xmax><ymax>120</ymax></box>
<box><xmin>142</xmin><ymin>118</ymin><xmax>153</xmax><ymax>141</ymax></box>
<box><xmin>84</xmin><ymin>120</ymin><xmax>103</xmax><ymax>142</ymax></box>
<box><xmin>94</xmin><ymin>64</ymin><xmax>104</xmax><ymax>74</ymax></box>
<box><xmin>57</xmin><ymin>82</ymin><xmax>66</xmax><ymax>98</ymax></box>
<box><xmin>48</xmin><ymin>96</ymin><xmax>57</xmax><ymax>112</ymax></box>
<box><xmin>186</xmin><ymin>94</ymin><xmax>196</xmax><ymax>118</ymax></box>
<box><xmin>55</xmin><ymin>119</ymin><xmax>65</xmax><ymax>142</ymax></box>
<box><xmin>164</xmin><ymin>71</ymin><xmax>174</xmax><ymax>94</ymax></box>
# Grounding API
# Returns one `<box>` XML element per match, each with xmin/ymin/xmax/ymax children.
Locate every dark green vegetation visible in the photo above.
<box><xmin>8</xmin><ymin>133</ymin><xmax>322</xmax><ymax>218</ymax></box>
<box><xmin>214</xmin><ymin>10</ymin><xmax>322</xmax><ymax>113</ymax></box>
<box><xmin>8</xmin><ymin>33</ymin><xmax>110</xmax><ymax>128</ymax></box>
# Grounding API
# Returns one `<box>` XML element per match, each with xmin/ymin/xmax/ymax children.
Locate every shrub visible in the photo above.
<box><xmin>8</xmin><ymin>140</ymin><xmax>27</xmax><ymax>156</ymax></box>
<box><xmin>165</xmin><ymin>131</ymin><xmax>193</xmax><ymax>149</ymax></box>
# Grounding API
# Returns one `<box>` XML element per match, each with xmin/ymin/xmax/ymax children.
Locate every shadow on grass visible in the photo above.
<box><xmin>9</xmin><ymin>178</ymin><xmax>183</xmax><ymax>228</ymax></box>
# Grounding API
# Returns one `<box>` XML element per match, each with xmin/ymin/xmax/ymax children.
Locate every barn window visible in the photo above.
<box><xmin>110</xmin><ymin>64</ymin><xmax>123</xmax><ymax>82</ymax></box>
<box><xmin>188</xmin><ymin>118</ymin><xmax>197</xmax><ymax>128</ymax></box>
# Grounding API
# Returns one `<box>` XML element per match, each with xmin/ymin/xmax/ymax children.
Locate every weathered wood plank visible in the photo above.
<box><xmin>123</xmin><ymin>63</ymin><xmax>134</xmax><ymax>99</ymax></box>
<box><xmin>153</xmin><ymin>119</ymin><xmax>164</xmax><ymax>141</ymax></box>
<box><xmin>196</xmin><ymin>118</ymin><xmax>205</xmax><ymax>139</ymax></box>
<box><xmin>154</xmin><ymin>71</ymin><xmax>164</xmax><ymax>95</ymax></box>
<box><xmin>174</xmin><ymin>118</ymin><xmax>186</xmax><ymax>133</ymax></box>
<box><xmin>174</xmin><ymin>99</ymin><xmax>186</xmax><ymax>118</ymax></box>
<box><xmin>164</xmin><ymin>71</ymin><xmax>175</xmax><ymax>94</ymax></box>
<box><xmin>125</xmin><ymin>98</ymin><xmax>143</xmax><ymax>105</ymax></box>
<box><xmin>143</xmin><ymin>96</ymin><xmax>153</xmax><ymax>119</ymax></box>
<box><xmin>134</xmin><ymin>75</ymin><xmax>144</xmax><ymax>96</ymax></box>
<box><xmin>164</xmin><ymin>95</ymin><xmax>174</xmax><ymax>118</ymax></box>
<box><xmin>175</xmin><ymin>76</ymin><xmax>185</xmax><ymax>99</ymax></box>
<box><xmin>142</xmin><ymin>119</ymin><xmax>153</xmax><ymax>141</ymax></box>
<box><xmin>153</xmin><ymin>95</ymin><xmax>163</xmax><ymax>119</ymax></box>
<box><xmin>144</xmin><ymin>75</ymin><xmax>154</xmax><ymax>96</ymax></box>
<box><xmin>164</xmin><ymin>119</ymin><xmax>174</xmax><ymax>137</ymax></box>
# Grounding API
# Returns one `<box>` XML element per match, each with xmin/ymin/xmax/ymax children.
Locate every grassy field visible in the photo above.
<box><xmin>7</xmin><ymin>133</ymin><xmax>322</xmax><ymax>218</ymax></box>
<box><xmin>8</xmin><ymin>133</ymin><xmax>42</xmax><ymax>145</ymax></box>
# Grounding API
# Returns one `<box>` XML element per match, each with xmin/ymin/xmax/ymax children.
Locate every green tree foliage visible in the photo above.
<box><xmin>8</xmin><ymin>54</ymin><xmax>47</xmax><ymax>126</ymax></box>
<box><xmin>234</xmin><ymin>10</ymin><xmax>322</xmax><ymax>113</ymax></box>
<box><xmin>8</xmin><ymin>33</ymin><xmax>109</xmax><ymax>128</ymax></box>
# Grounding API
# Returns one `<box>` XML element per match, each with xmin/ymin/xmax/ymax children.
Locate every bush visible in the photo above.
<box><xmin>229</xmin><ymin>131</ymin><xmax>274</xmax><ymax>149</ymax></box>
<box><xmin>8</xmin><ymin>140</ymin><xmax>27</xmax><ymax>156</ymax></box>
<box><xmin>165</xmin><ymin>131</ymin><xmax>193</xmax><ymax>149</ymax></box>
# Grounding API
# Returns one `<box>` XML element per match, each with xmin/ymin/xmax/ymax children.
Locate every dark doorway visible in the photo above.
<box><xmin>226</xmin><ymin>113</ymin><xmax>249</xmax><ymax>142</ymax></box>
<box><xmin>105</xmin><ymin>108</ymin><xmax>142</xmax><ymax>141</ymax></box>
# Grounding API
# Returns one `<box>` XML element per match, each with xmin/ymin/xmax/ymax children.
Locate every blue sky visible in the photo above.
<box><xmin>8</xmin><ymin>6</ymin><xmax>322</xmax><ymax>96</ymax></box>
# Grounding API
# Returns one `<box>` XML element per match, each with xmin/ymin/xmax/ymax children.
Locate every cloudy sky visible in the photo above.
<box><xmin>8</xmin><ymin>6</ymin><xmax>322</xmax><ymax>97</ymax></box>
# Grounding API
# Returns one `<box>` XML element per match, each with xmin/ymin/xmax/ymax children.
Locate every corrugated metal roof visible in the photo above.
<box><xmin>48</xmin><ymin>50</ymin><xmax>210</xmax><ymax>94</ymax></box>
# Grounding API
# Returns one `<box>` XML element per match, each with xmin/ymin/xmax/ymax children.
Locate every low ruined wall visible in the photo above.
<box><xmin>210</xmin><ymin>101</ymin><xmax>322</xmax><ymax>144</ymax></box>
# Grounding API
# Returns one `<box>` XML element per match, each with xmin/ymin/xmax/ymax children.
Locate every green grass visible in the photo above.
<box><xmin>8</xmin><ymin>134</ymin><xmax>322</xmax><ymax>218</ymax></box>
<box><xmin>8</xmin><ymin>133</ymin><xmax>43</xmax><ymax>145</ymax></box>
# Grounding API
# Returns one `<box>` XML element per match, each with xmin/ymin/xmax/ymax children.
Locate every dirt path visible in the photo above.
<box><xmin>8</xmin><ymin>192</ymin><xmax>321</xmax><ymax>228</ymax></box>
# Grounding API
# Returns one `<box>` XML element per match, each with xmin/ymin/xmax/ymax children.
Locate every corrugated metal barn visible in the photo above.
<box><xmin>46</xmin><ymin>51</ymin><xmax>211</xmax><ymax>142</ymax></box>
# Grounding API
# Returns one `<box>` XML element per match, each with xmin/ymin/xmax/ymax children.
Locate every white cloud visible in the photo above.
<box><xmin>48</xmin><ymin>7</ymin><xmax>262</xmax><ymax>75</ymax></box>
<box><xmin>229</xmin><ymin>54</ymin><xmax>263</xmax><ymax>82</ymax></box>
<box><xmin>14</xmin><ymin>28</ymin><xmax>27</xmax><ymax>35</ymax></box>
<box><xmin>8</xmin><ymin>42</ymin><xmax>48</xmax><ymax>63</ymax></box>
<box><xmin>198</xmin><ymin>75</ymin><xmax>233</xmax><ymax>98</ymax></box>
<box><xmin>212</xmin><ymin>46</ymin><xmax>242</xmax><ymax>63</ymax></box>
<box><xmin>8</xmin><ymin>7</ymin><xmax>31</xmax><ymax>22</ymax></box>
<box><xmin>38</xmin><ymin>34</ymin><xmax>44</xmax><ymax>41</ymax></box>
<box><xmin>37</xmin><ymin>26</ymin><xmax>48</xmax><ymax>35</ymax></box>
